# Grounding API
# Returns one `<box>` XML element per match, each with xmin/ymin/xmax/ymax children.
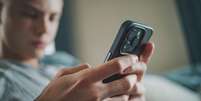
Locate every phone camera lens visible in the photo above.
<box><xmin>127</xmin><ymin>27</ymin><xmax>144</xmax><ymax>48</ymax></box>
<box><xmin>121</xmin><ymin>27</ymin><xmax>145</xmax><ymax>54</ymax></box>
<box><xmin>121</xmin><ymin>40</ymin><xmax>133</xmax><ymax>53</ymax></box>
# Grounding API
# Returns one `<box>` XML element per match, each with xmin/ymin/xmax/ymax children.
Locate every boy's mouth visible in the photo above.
<box><xmin>31</xmin><ymin>40</ymin><xmax>47</xmax><ymax>49</ymax></box>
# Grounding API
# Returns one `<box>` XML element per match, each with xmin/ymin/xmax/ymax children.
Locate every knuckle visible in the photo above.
<box><xmin>112</xmin><ymin>59</ymin><xmax>124</xmax><ymax>72</ymax></box>
<box><xmin>137</xmin><ymin>62</ymin><xmax>147</xmax><ymax>73</ymax></box>
<box><xmin>132</xmin><ymin>62</ymin><xmax>147</xmax><ymax>73</ymax></box>
<box><xmin>76</xmin><ymin>74</ymin><xmax>91</xmax><ymax>87</ymax></box>
<box><xmin>122</xmin><ymin>75</ymin><xmax>136</xmax><ymax>92</ymax></box>
<box><xmin>57</xmin><ymin>68</ymin><xmax>67</xmax><ymax>75</ymax></box>
<box><xmin>128</xmin><ymin>55</ymin><xmax>139</xmax><ymax>62</ymax></box>
<box><xmin>77</xmin><ymin>68</ymin><xmax>95</xmax><ymax>86</ymax></box>
<box><xmin>78</xmin><ymin>77</ymin><xmax>91</xmax><ymax>87</ymax></box>
<box><xmin>119</xmin><ymin>78</ymin><xmax>133</xmax><ymax>92</ymax></box>
<box><xmin>111</xmin><ymin>55</ymin><xmax>139</xmax><ymax>73</ymax></box>
<box><xmin>82</xmin><ymin>63</ymin><xmax>92</xmax><ymax>68</ymax></box>
<box><xmin>141</xmin><ymin>62</ymin><xmax>147</xmax><ymax>71</ymax></box>
<box><xmin>124</xmin><ymin>79</ymin><xmax>133</xmax><ymax>91</ymax></box>
<box><xmin>89</xmin><ymin>84</ymin><xmax>103</xmax><ymax>101</ymax></box>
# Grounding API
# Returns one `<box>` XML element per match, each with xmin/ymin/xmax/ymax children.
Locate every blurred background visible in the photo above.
<box><xmin>55</xmin><ymin>0</ymin><xmax>201</xmax><ymax>74</ymax></box>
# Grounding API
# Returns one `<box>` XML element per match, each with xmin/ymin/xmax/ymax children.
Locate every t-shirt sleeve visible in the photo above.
<box><xmin>0</xmin><ymin>68</ymin><xmax>11</xmax><ymax>101</ymax></box>
<box><xmin>0</xmin><ymin>76</ymin><xmax>6</xmax><ymax>99</ymax></box>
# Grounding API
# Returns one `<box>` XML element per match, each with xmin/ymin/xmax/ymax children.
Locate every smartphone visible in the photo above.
<box><xmin>103</xmin><ymin>20</ymin><xmax>153</xmax><ymax>83</ymax></box>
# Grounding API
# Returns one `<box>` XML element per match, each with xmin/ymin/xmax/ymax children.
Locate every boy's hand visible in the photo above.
<box><xmin>36</xmin><ymin>42</ymin><xmax>154</xmax><ymax>101</ymax></box>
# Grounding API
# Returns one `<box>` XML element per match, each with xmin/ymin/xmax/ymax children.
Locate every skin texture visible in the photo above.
<box><xmin>0</xmin><ymin>0</ymin><xmax>155</xmax><ymax>101</ymax></box>
<box><xmin>36</xmin><ymin>43</ymin><xmax>154</xmax><ymax>101</ymax></box>
<box><xmin>0</xmin><ymin>0</ymin><xmax>63</xmax><ymax>67</ymax></box>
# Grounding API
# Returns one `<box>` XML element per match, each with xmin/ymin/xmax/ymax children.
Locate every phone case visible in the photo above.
<box><xmin>103</xmin><ymin>20</ymin><xmax>153</xmax><ymax>83</ymax></box>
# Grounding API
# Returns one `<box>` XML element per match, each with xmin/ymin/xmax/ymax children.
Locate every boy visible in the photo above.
<box><xmin>0</xmin><ymin>0</ymin><xmax>154</xmax><ymax>101</ymax></box>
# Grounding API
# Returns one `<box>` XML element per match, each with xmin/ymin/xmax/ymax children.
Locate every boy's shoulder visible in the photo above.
<box><xmin>41</xmin><ymin>51</ymin><xmax>80</xmax><ymax>67</ymax></box>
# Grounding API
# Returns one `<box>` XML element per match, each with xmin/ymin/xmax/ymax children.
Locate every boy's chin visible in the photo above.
<box><xmin>34</xmin><ymin>50</ymin><xmax>45</xmax><ymax>59</ymax></box>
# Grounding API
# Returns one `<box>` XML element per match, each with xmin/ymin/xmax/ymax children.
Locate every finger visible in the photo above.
<box><xmin>128</xmin><ymin>62</ymin><xmax>147</xmax><ymax>81</ymax></box>
<box><xmin>140</xmin><ymin>42</ymin><xmax>155</xmax><ymax>63</ymax></box>
<box><xmin>129</xmin><ymin>96</ymin><xmax>145</xmax><ymax>101</ymax></box>
<box><xmin>103</xmin><ymin>95</ymin><xmax>129</xmax><ymax>101</ymax></box>
<box><xmin>103</xmin><ymin>75</ymin><xmax>137</xmax><ymax>98</ymax></box>
<box><xmin>55</xmin><ymin>64</ymin><xmax>91</xmax><ymax>78</ymax></box>
<box><xmin>79</xmin><ymin>55</ymin><xmax>138</xmax><ymax>83</ymax></box>
<box><xmin>129</xmin><ymin>82</ymin><xmax>145</xmax><ymax>97</ymax></box>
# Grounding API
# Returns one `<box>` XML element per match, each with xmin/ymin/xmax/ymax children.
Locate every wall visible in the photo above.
<box><xmin>70</xmin><ymin>0</ymin><xmax>189</xmax><ymax>74</ymax></box>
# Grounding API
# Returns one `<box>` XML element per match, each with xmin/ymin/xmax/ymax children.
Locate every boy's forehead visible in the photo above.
<box><xmin>8</xmin><ymin>0</ymin><xmax>63</xmax><ymax>13</ymax></box>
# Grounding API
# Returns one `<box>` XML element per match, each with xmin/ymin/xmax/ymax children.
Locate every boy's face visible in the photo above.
<box><xmin>1</xmin><ymin>0</ymin><xmax>63</xmax><ymax>59</ymax></box>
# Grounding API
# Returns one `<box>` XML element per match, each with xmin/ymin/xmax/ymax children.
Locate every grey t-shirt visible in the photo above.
<box><xmin>0</xmin><ymin>52</ymin><xmax>79</xmax><ymax>101</ymax></box>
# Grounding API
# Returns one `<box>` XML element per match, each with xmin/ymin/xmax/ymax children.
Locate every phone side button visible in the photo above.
<box><xmin>104</xmin><ymin>52</ymin><xmax>111</xmax><ymax>62</ymax></box>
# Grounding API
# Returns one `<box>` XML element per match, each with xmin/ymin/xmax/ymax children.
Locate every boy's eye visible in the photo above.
<box><xmin>49</xmin><ymin>14</ymin><xmax>59</xmax><ymax>22</ymax></box>
<box><xmin>21</xmin><ymin>10</ymin><xmax>38</xmax><ymax>19</ymax></box>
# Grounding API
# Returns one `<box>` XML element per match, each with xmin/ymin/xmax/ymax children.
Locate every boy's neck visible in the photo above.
<box><xmin>1</xmin><ymin>43</ymin><xmax>40</xmax><ymax>68</ymax></box>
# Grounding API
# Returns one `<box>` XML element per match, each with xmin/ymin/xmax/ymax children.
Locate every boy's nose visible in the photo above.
<box><xmin>35</xmin><ymin>18</ymin><xmax>49</xmax><ymax>36</ymax></box>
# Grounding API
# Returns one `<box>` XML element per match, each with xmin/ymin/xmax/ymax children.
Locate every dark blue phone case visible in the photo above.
<box><xmin>103</xmin><ymin>20</ymin><xmax>153</xmax><ymax>83</ymax></box>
